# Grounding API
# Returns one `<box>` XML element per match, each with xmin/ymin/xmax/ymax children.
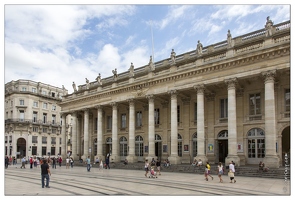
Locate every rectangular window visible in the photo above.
<box><xmin>19</xmin><ymin>99</ymin><xmax>24</xmax><ymax>105</ymax></box>
<box><xmin>51</xmin><ymin>137</ymin><xmax>56</xmax><ymax>144</ymax></box>
<box><xmin>249</xmin><ymin>93</ymin><xmax>261</xmax><ymax>115</ymax></box>
<box><xmin>33</xmin><ymin>101</ymin><xmax>38</xmax><ymax>107</ymax></box>
<box><xmin>285</xmin><ymin>88</ymin><xmax>290</xmax><ymax>112</ymax></box>
<box><xmin>19</xmin><ymin>110</ymin><xmax>25</xmax><ymax>121</ymax></box>
<box><xmin>107</xmin><ymin>116</ymin><xmax>112</xmax><ymax>130</ymax></box>
<box><xmin>52</xmin><ymin>114</ymin><xmax>56</xmax><ymax>124</ymax></box>
<box><xmin>136</xmin><ymin>111</ymin><xmax>142</xmax><ymax>127</ymax></box>
<box><xmin>52</xmin><ymin>105</ymin><xmax>56</xmax><ymax>111</ymax></box>
<box><xmin>43</xmin><ymin>128</ymin><xmax>47</xmax><ymax>133</ymax></box>
<box><xmin>43</xmin><ymin>102</ymin><xmax>48</xmax><ymax>109</ymax></box>
<box><xmin>52</xmin><ymin>128</ymin><xmax>56</xmax><ymax>134</ymax></box>
<box><xmin>32</xmin><ymin>127</ymin><xmax>38</xmax><ymax>132</ymax></box>
<box><xmin>42</xmin><ymin>137</ymin><xmax>47</xmax><ymax>144</ymax></box>
<box><xmin>32</xmin><ymin>136</ymin><xmax>38</xmax><ymax>143</ymax></box>
<box><xmin>194</xmin><ymin>102</ymin><xmax>197</xmax><ymax>121</ymax></box>
<box><xmin>154</xmin><ymin>108</ymin><xmax>160</xmax><ymax>125</ymax></box>
<box><xmin>177</xmin><ymin>105</ymin><xmax>180</xmax><ymax>123</ymax></box>
<box><xmin>33</xmin><ymin>111</ymin><xmax>38</xmax><ymax>122</ymax></box>
<box><xmin>21</xmin><ymin>87</ymin><xmax>26</xmax><ymax>91</ymax></box>
<box><xmin>43</xmin><ymin>113</ymin><xmax>47</xmax><ymax>124</ymax></box>
<box><xmin>32</xmin><ymin>88</ymin><xmax>37</xmax><ymax>93</ymax></box>
<box><xmin>121</xmin><ymin>114</ymin><xmax>126</xmax><ymax>128</ymax></box>
<box><xmin>42</xmin><ymin>91</ymin><xmax>47</xmax><ymax>95</ymax></box>
<box><xmin>220</xmin><ymin>98</ymin><xmax>228</xmax><ymax>118</ymax></box>
<box><xmin>51</xmin><ymin>92</ymin><xmax>55</xmax><ymax>97</ymax></box>
<box><xmin>51</xmin><ymin>147</ymin><xmax>56</xmax><ymax>155</ymax></box>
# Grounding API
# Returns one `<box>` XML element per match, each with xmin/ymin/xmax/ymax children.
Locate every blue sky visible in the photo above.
<box><xmin>3</xmin><ymin>2</ymin><xmax>292</xmax><ymax>93</ymax></box>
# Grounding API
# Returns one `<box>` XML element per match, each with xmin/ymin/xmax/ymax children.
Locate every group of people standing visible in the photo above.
<box><xmin>204</xmin><ymin>161</ymin><xmax>236</xmax><ymax>183</ymax></box>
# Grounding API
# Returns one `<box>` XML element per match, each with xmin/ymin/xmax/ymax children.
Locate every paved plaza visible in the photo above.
<box><xmin>3</xmin><ymin>163</ymin><xmax>291</xmax><ymax>196</ymax></box>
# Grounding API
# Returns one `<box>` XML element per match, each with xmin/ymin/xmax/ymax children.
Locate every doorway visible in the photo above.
<box><xmin>155</xmin><ymin>142</ymin><xmax>162</xmax><ymax>159</ymax></box>
<box><xmin>282</xmin><ymin>126</ymin><xmax>290</xmax><ymax>166</ymax></box>
<box><xmin>218</xmin><ymin>140</ymin><xmax>228</xmax><ymax>163</ymax></box>
<box><xmin>17</xmin><ymin>138</ymin><xmax>26</xmax><ymax>159</ymax></box>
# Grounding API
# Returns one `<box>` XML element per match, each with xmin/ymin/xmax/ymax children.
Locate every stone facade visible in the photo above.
<box><xmin>4</xmin><ymin>80</ymin><xmax>68</xmax><ymax>159</ymax></box>
<box><xmin>60</xmin><ymin>18</ymin><xmax>290</xmax><ymax>168</ymax></box>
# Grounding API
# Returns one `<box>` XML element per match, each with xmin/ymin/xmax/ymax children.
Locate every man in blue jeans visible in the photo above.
<box><xmin>86</xmin><ymin>156</ymin><xmax>91</xmax><ymax>172</ymax></box>
<box><xmin>41</xmin><ymin>159</ymin><xmax>51</xmax><ymax>188</ymax></box>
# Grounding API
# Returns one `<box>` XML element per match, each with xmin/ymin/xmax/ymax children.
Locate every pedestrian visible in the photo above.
<box><xmin>52</xmin><ymin>157</ymin><xmax>56</xmax><ymax>169</ymax></box>
<box><xmin>13</xmin><ymin>157</ymin><xmax>16</xmax><ymax>165</ymax></box>
<box><xmin>228</xmin><ymin>161</ymin><xmax>236</xmax><ymax>183</ymax></box>
<box><xmin>86</xmin><ymin>156</ymin><xmax>91</xmax><ymax>172</ymax></box>
<box><xmin>41</xmin><ymin>159</ymin><xmax>51</xmax><ymax>188</ymax></box>
<box><xmin>150</xmin><ymin>158</ymin><xmax>156</xmax><ymax>167</ymax></box>
<box><xmin>99</xmin><ymin>159</ymin><xmax>103</xmax><ymax>170</ymax></box>
<box><xmin>21</xmin><ymin>157</ymin><xmax>26</xmax><ymax>169</ymax></box>
<box><xmin>144</xmin><ymin>159</ymin><xmax>149</xmax><ymax>177</ymax></box>
<box><xmin>156</xmin><ymin>158</ymin><xmax>161</xmax><ymax>175</ymax></box>
<box><xmin>105</xmin><ymin>154</ymin><xmax>110</xmax><ymax>169</ymax></box>
<box><xmin>58</xmin><ymin>157</ymin><xmax>62</xmax><ymax>167</ymax></box>
<box><xmin>5</xmin><ymin>156</ymin><xmax>9</xmax><ymax>169</ymax></box>
<box><xmin>66</xmin><ymin>157</ymin><xmax>70</xmax><ymax>169</ymax></box>
<box><xmin>204</xmin><ymin>165</ymin><xmax>209</xmax><ymax>181</ymax></box>
<box><xmin>206</xmin><ymin>162</ymin><xmax>213</xmax><ymax>180</ymax></box>
<box><xmin>217</xmin><ymin>162</ymin><xmax>224</xmax><ymax>183</ymax></box>
<box><xmin>36</xmin><ymin>158</ymin><xmax>40</xmax><ymax>168</ymax></box>
<box><xmin>70</xmin><ymin>157</ymin><xmax>74</xmax><ymax>168</ymax></box>
<box><xmin>29</xmin><ymin>156</ymin><xmax>33</xmax><ymax>169</ymax></box>
<box><xmin>9</xmin><ymin>156</ymin><xmax>12</xmax><ymax>166</ymax></box>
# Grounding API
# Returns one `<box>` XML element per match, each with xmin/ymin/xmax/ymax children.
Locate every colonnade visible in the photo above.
<box><xmin>60</xmin><ymin>71</ymin><xmax>279</xmax><ymax>168</ymax></box>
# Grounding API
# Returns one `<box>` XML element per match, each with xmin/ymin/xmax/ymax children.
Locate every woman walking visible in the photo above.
<box><xmin>217</xmin><ymin>162</ymin><xmax>224</xmax><ymax>183</ymax></box>
<box><xmin>144</xmin><ymin>159</ymin><xmax>149</xmax><ymax>177</ymax></box>
<box><xmin>228</xmin><ymin>161</ymin><xmax>236</xmax><ymax>183</ymax></box>
<box><xmin>206</xmin><ymin>162</ymin><xmax>213</xmax><ymax>180</ymax></box>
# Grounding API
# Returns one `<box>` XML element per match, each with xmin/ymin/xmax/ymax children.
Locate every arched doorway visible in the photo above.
<box><xmin>217</xmin><ymin>130</ymin><xmax>228</xmax><ymax>163</ymax></box>
<box><xmin>17</xmin><ymin>138</ymin><xmax>26</xmax><ymax>159</ymax></box>
<box><xmin>119</xmin><ymin>136</ymin><xmax>128</xmax><ymax>161</ymax></box>
<box><xmin>105</xmin><ymin>137</ymin><xmax>112</xmax><ymax>156</ymax></box>
<box><xmin>155</xmin><ymin>134</ymin><xmax>162</xmax><ymax>159</ymax></box>
<box><xmin>135</xmin><ymin>135</ymin><xmax>144</xmax><ymax>162</ymax></box>
<box><xmin>282</xmin><ymin>126</ymin><xmax>290</xmax><ymax>166</ymax></box>
<box><xmin>178</xmin><ymin>133</ymin><xmax>182</xmax><ymax>157</ymax></box>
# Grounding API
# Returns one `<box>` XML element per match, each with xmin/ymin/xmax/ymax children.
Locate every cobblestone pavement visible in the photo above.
<box><xmin>3</xmin><ymin>163</ymin><xmax>291</xmax><ymax>196</ymax></box>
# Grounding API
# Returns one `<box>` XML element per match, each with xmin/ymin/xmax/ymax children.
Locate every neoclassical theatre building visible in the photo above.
<box><xmin>60</xmin><ymin>17</ymin><xmax>290</xmax><ymax>168</ymax></box>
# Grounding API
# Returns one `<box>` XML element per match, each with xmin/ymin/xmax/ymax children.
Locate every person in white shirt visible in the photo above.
<box><xmin>66</xmin><ymin>157</ymin><xmax>70</xmax><ymax>169</ymax></box>
<box><xmin>228</xmin><ymin>161</ymin><xmax>236</xmax><ymax>183</ymax></box>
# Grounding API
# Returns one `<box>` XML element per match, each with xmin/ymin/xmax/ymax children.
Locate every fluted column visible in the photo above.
<box><xmin>146</xmin><ymin>95</ymin><xmax>155</xmax><ymax>160</ymax></box>
<box><xmin>262</xmin><ymin>70</ymin><xmax>279</xmax><ymax>168</ymax></box>
<box><xmin>194</xmin><ymin>85</ymin><xmax>208</xmax><ymax>163</ymax></box>
<box><xmin>225</xmin><ymin>78</ymin><xmax>240</xmax><ymax>166</ymax></box>
<box><xmin>111</xmin><ymin>102</ymin><xmax>119</xmax><ymax>162</ymax></box>
<box><xmin>168</xmin><ymin>90</ymin><xmax>181</xmax><ymax>164</ymax></box>
<box><xmin>71</xmin><ymin>112</ymin><xmax>77</xmax><ymax>160</ymax></box>
<box><xmin>77</xmin><ymin>115</ymin><xmax>81</xmax><ymax>159</ymax></box>
<box><xmin>96</xmin><ymin>105</ymin><xmax>104</xmax><ymax>160</ymax></box>
<box><xmin>82</xmin><ymin>109</ymin><xmax>89</xmax><ymax>160</ymax></box>
<box><xmin>126</xmin><ymin>99</ymin><xmax>136</xmax><ymax>163</ymax></box>
<box><xmin>61</xmin><ymin>113</ymin><xmax>67</xmax><ymax>159</ymax></box>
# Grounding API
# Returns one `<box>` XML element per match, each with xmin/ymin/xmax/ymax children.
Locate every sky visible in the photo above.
<box><xmin>3</xmin><ymin>2</ymin><xmax>292</xmax><ymax>94</ymax></box>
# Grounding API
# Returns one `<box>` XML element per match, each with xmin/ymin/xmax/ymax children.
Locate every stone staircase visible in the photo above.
<box><xmin>74</xmin><ymin>161</ymin><xmax>290</xmax><ymax>179</ymax></box>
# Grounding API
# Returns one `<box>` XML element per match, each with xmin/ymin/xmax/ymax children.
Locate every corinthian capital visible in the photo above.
<box><xmin>194</xmin><ymin>84</ymin><xmax>205</xmax><ymax>94</ymax></box>
<box><xmin>262</xmin><ymin>70</ymin><xmax>276</xmax><ymax>83</ymax></box>
<box><xmin>225</xmin><ymin>78</ymin><xmax>237</xmax><ymax>90</ymax></box>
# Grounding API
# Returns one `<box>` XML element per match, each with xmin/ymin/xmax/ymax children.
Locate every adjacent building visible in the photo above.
<box><xmin>4</xmin><ymin>80</ymin><xmax>68</xmax><ymax>159</ymax></box>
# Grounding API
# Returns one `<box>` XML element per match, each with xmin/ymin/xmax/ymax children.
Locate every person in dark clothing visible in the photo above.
<box><xmin>52</xmin><ymin>157</ymin><xmax>56</xmax><ymax>169</ymax></box>
<box><xmin>41</xmin><ymin>159</ymin><xmax>51</xmax><ymax>188</ymax></box>
<box><xmin>5</xmin><ymin>156</ymin><xmax>9</xmax><ymax>169</ymax></box>
<box><xmin>105</xmin><ymin>153</ymin><xmax>110</xmax><ymax>169</ymax></box>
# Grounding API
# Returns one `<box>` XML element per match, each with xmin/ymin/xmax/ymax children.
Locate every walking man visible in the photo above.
<box><xmin>229</xmin><ymin>161</ymin><xmax>236</xmax><ymax>183</ymax></box>
<box><xmin>86</xmin><ymin>156</ymin><xmax>91</xmax><ymax>172</ymax></box>
<box><xmin>41</xmin><ymin>159</ymin><xmax>51</xmax><ymax>188</ymax></box>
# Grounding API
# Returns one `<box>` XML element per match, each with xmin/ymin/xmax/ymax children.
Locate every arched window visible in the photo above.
<box><xmin>218</xmin><ymin>130</ymin><xmax>228</xmax><ymax>139</ymax></box>
<box><xmin>120</xmin><ymin>136</ymin><xmax>128</xmax><ymax>157</ymax></box>
<box><xmin>192</xmin><ymin>132</ymin><xmax>198</xmax><ymax>157</ymax></box>
<box><xmin>178</xmin><ymin>133</ymin><xmax>182</xmax><ymax>157</ymax></box>
<box><xmin>155</xmin><ymin>134</ymin><xmax>162</xmax><ymax>141</ymax></box>
<box><xmin>248</xmin><ymin>128</ymin><xmax>265</xmax><ymax>159</ymax></box>
<box><xmin>135</xmin><ymin>135</ymin><xmax>143</xmax><ymax>157</ymax></box>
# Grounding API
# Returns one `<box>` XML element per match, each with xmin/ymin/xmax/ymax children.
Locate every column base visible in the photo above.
<box><xmin>225</xmin><ymin>155</ymin><xmax>240</xmax><ymax>167</ymax></box>
<box><xmin>263</xmin><ymin>155</ymin><xmax>280</xmax><ymax>168</ymax></box>
<box><xmin>126</xmin><ymin>155</ymin><xmax>138</xmax><ymax>163</ymax></box>
<box><xmin>168</xmin><ymin>155</ymin><xmax>181</xmax><ymax>165</ymax></box>
<box><xmin>194</xmin><ymin>155</ymin><xmax>208</xmax><ymax>165</ymax></box>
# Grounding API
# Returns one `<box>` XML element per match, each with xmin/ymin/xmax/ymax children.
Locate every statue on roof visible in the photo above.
<box><xmin>196</xmin><ymin>40</ymin><xmax>203</xmax><ymax>55</ymax></box>
<box><xmin>227</xmin><ymin>30</ymin><xmax>232</xmax><ymax>47</ymax></box>
<box><xmin>72</xmin><ymin>82</ymin><xmax>77</xmax><ymax>93</ymax></box>
<box><xmin>265</xmin><ymin>16</ymin><xmax>274</xmax><ymax>37</ymax></box>
<box><xmin>112</xmin><ymin>68</ymin><xmax>118</xmax><ymax>81</ymax></box>
<box><xmin>148</xmin><ymin>55</ymin><xmax>155</xmax><ymax>71</ymax></box>
<box><xmin>96</xmin><ymin>73</ymin><xmax>102</xmax><ymax>85</ymax></box>
<box><xmin>129</xmin><ymin>62</ymin><xmax>134</xmax><ymax>77</ymax></box>
<box><xmin>170</xmin><ymin>49</ymin><xmax>176</xmax><ymax>64</ymax></box>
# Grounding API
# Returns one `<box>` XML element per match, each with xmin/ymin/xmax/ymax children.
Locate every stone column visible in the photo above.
<box><xmin>96</xmin><ymin>105</ymin><xmax>104</xmax><ymax>161</ymax></box>
<box><xmin>71</xmin><ymin>112</ymin><xmax>77</xmax><ymax>160</ymax></box>
<box><xmin>194</xmin><ymin>85</ymin><xmax>208</xmax><ymax>163</ymax></box>
<box><xmin>76</xmin><ymin>115</ymin><xmax>81</xmax><ymax>159</ymax></box>
<box><xmin>225</xmin><ymin>78</ymin><xmax>240</xmax><ymax>166</ymax></box>
<box><xmin>205</xmin><ymin>93</ymin><xmax>215</xmax><ymax>163</ymax></box>
<box><xmin>111</xmin><ymin>102</ymin><xmax>119</xmax><ymax>162</ymax></box>
<box><xmin>262</xmin><ymin>70</ymin><xmax>279</xmax><ymax>168</ymax></box>
<box><xmin>146</xmin><ymin>95</ymin><xmax>155</xmax><ymax>161</ymax></box>
<box><xmin>127</xmin><ymin>99</ymin><xmax>136</xmax><ymax>163</ymax></box>
<box><xmin>82</xmin><ymin>109</ymin><xmax>89</xmax><ymax>160</ymax></box>
<box><xmin>168</xmin><ymin>90</ymin><xmax>180</xmax><ymax>164</ymax></box>
<box><xmin>61</xmin><ymin>113</ymin><xmax>67</xmax><ymax>159</ymax></box>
